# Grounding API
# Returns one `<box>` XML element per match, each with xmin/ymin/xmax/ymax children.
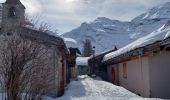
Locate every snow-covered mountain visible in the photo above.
<box><xmin>132</xmin><ymin>2</ymin><xmax>170</xmax><ymax>22</ymax></box>
<box><xmin>62</xmin><ymin>2</ymin><xmax>170</xmax><ymax>54</ymax></box>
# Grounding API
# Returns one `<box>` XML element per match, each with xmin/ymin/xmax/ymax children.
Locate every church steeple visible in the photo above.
<box><xmin>5</xmin><ymin>0</ymin><xmax>21</xmax><ymax>4</ymax></box>
<box><xmin>5</xmin><ymin>0</ymin><xmax>25</xmax><ymax>8</ymax></box>
<box><xmin>1</xmin><ymin>0</ymin><xmax>25</xmax><ymax>34</ymax></box>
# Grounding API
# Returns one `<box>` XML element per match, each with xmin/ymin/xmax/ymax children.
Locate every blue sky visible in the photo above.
<box><xmin>1</xmin><ymin>0</ymin><xmax>170</xmax><ymax>33</ymax></box>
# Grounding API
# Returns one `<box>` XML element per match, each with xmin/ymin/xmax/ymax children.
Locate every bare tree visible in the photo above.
<box><xmin>0</xmin><ymin>26</ymin><xmax>56</xmax><ymax>100</ymax></box>
<box><xmin>82</xmin><ymin>39</ymin><xmax>93</xmax><ymax>57</ymax></box>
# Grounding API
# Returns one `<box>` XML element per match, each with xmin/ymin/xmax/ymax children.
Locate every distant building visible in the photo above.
<box><xmin>76</xmin><ymin>57</ymin><xmax>90</xmax><ymax>75</ymax></box>
<box><xmin>67</xmin><ymin>47</ymin><xmax>81</xmax><ymax>79</ymax></box>
<box><xmin>63</xmin><ymin>38</ymin><xmax>81</xmax><ymax>79</ymax></box>
<box><xmin>88</xmin><ymin>49</ymin><xmax>117</xmax><ymax>80</ymax></box>
<box><xmin>0</xmin><ymin>0</ymin><xmax>69</xmax><ymax>97</ymax></box>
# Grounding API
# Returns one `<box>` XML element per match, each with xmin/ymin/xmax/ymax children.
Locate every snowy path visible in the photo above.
<box><xmin>78</xmin><ymin>76</ymin><xmax>138</xmax><ymax>100</ymax></box>
<box><xmin>47</xmin><ymin>75</ymin><xmax>163</xmax><ymax>100</ymax></box>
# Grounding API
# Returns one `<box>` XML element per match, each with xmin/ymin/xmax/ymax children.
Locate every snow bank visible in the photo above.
<box><xmin>57</xmin><ymin>75</ymin><xmax>140</xmax><ymax>100</ymax></box>
<box><xmin>76</xmin><ymin>57</ymin><xmax>90</xmax><ymax>66</ymax></box>
<box><xmin>47</xmin><ymin>75</ymin><xmax>163</xmax><ymax>100</ymax></box>
<box><xmin>103</xmin><ymin>27</ymin><xmax>170</xmax><ymax>62</ymax></box>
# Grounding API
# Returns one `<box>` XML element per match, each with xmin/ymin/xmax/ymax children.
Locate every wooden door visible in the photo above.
<box><xmin>111</xmin><ymin>67</ymin><xmax>115</xmax><ymax>83</ymax></box>
<box><xmin>116</xmin><ymin>64</ymin><xmax>120</xmax><ymax>85</ymax></box>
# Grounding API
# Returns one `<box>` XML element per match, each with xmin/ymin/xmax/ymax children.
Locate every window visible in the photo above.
<box><xmin>123</xmin><ymin>63</ymin><xmax>127</xmax><ymax>78</ymax></box>
<box><xmin>7</xmin><ymin>32</ymin><xmax>12</xmax><ymax>36</ymax></box>
<box><xmin>8</xmin><ymin>7</ymin><xmax>16</xmax><ymax>18</ymax></box>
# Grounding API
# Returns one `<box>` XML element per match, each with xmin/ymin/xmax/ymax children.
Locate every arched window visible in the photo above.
<box><xmin>8</xmin><ymin>7</ymin><xmax>16</xmax><ymax>18</ymax></box>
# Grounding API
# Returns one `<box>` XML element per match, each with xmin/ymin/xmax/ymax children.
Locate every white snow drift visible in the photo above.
<box><xmin>47</xmin><ymin>75</ymin><xmax>163</xmax><ymax>100</ymax></box>
<box><xmin>76</xmin><ymin>57</ymin><xmax>90</xmax><ymax>66</ymax></box>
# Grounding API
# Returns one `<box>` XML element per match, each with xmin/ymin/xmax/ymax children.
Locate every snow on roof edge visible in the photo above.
<box><xmin>63</xmin><ymin>37</ymin><xmax>77</xmax><ymax>44</ymax></box>
<box><xmin>63</xmin><ymin>37</ymin><xmax>78</xmax><ymax>48</ymax></box>
<box><xmin>76</xmin><ymin>57</ymin><xmax>90</xmax><ymax>66</ymax></box>
<box><xmin>103</xmin><ymin>27</ymin><xmax>170</xmax><ymax>62</ymax></box>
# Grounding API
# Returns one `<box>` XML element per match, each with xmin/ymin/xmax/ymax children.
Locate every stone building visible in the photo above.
<box><xmin>0</xmin><ymin>0</ymin><xmax>69</xmax><ymax>98</ymax></box>
<box><xmin>63</xmin><ymin>38</ymin><xmax>81</xmax><ymax>80</ymax></box>
<box><xmin>67</xmin><ymin>47</ymin><xmax>81</xmax><ymax>79</ymax></box>
<box><xmin>76</xmin><ymin>57</ymin><xmax>90</xmax><ymax>75</ymax></box>
<box><xmin>88</xmin><ymin>49</ymin><xmax>117</xmax><ymax>80</ymax></box>
<box><xmin>103</xmin><ymin>27</ymin><xmax>170</xmax><ymax>99</ymax></box>
<box><xmin>89</xmin><ymin>21</ymin><xmax>170</xmax><ymax>99</ymax></box>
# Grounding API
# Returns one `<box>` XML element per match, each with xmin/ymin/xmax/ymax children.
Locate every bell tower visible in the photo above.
<box><xmin>1</xmin><ymin>0</ymin><xmax>25</xmax><ymax>34</ymax></box>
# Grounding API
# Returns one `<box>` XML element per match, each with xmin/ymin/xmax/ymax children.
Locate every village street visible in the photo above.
<box><xmin>47</xmin><ymin>75</ymin><xmax>163</xmax><ymax>100</ymax></box>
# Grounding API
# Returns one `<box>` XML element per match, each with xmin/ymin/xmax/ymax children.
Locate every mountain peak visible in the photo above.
<box><xmin>161</xmin><ymin>2</ymin><xmax>170</xmax><ymax>8</ymax></box>
<box><xmin>132</xmin><ymin>2</ymin><xmax>170</xmax><ymax>22</ymax></box>
<box><xmin>95</xmin><ymin>17</ymin><xmax>111</xmax><ymax>21</ymax></box>
<box><xmin>81</xmin><ymin>22</ymin><xmax>89</xmax><ymax>27</ymax></box>
<box><xmin>93</xmin><ymin>17</ymin><xmax>122</xmax><ymax>24</ymax></box>
<box><xmin>63</xmin><ymin>2</ymin><xmax>170</xmax><ymax>53</ymax></box>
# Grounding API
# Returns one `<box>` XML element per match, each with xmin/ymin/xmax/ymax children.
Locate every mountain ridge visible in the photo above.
<box><xmin>62</xmin><ymin>2</ymin><xmax>170</xmax><ymax>54</ymax></box>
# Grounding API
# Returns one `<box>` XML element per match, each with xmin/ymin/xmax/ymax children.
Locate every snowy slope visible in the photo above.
<box><xmin>63</xmin><ymin>18</ymin><xmax>131</xmax><ymax>53</ymax></box>
<box><xmin>62</xmin><ymin>2</ymin><xmax>170</xmax><ymax>54</ymax></box>
<box><xmin>132</xmin><ymin>2</ymin><xmax>170</xmax><ymax>21</ymax></box>
<box><xmin>46</xmin><ymin>75</ymin><xmax>163</xmax><ymax>100</ymax></box>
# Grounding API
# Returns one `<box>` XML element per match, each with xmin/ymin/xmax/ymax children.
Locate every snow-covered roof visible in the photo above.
<box><xmin>76</xmin><ymin>57</ymin><xmax>90</xmax><ymax>66</ymax></box>
<box><xmin>63</xmin><ymin>37</ymin><xmax>78</xmax><ymax>48</ymax></box>
<box><xmin>164</xmin><ymin>31</ymin><xmax>170</xmax><ymax>39</ymax></box>
<box><xmin>103</xmin><ymin>26</ymin><xmax>170</xmax><ymax>62</ymax></box>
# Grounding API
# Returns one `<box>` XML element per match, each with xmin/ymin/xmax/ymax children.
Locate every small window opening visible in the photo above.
<box><xmin>8</xmin><ymin>7</ymin><xmax>16</xmax><ymax>18</ymax></box>
<box><xmin>7</xmin><ymin>32</ymin><xmax>12</xmax><ymax>36</ymax></box>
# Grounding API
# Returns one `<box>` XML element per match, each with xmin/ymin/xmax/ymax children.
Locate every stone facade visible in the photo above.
<box><xmin>1</xmin><ymin>0</ymin><xmax>25</xmax><ymax>34</ymax></box>
<box><xmin>0</xmin><ymin>0</ymin><xmax>69</xmax><ymax>98</ymax></box>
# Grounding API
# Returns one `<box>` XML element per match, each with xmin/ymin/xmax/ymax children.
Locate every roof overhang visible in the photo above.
<box><xmin>104</xmin><ymin>41</ymin><xmax>161</xmax><ymax>65</ymax></box>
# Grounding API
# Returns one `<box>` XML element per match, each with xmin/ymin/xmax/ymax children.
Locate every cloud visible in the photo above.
<box><xmin>98</xmin><ymin>0</ymin><xmax>170</xmax><ymax>21</ymax></box>
<box><xmin>0</xmin><ymin>0</ymin><xmax>170</xmax><ymax>33</ymax></box>
<box><xmin>21</xmin><ymin>0</ymin><xmax>41</xmax><ymax>15</ymax></box>
<box><xmin>20</xmin><ymin>0</ymin><xmax>105</xmax><ymax>33</ymax></box>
